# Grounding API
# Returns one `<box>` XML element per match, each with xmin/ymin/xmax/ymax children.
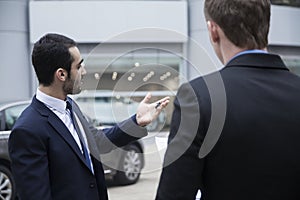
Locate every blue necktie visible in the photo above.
<box><xmin>66</xmin><ymin>101</ymin><xmax>93</xmax><ymax>172</ymax></box>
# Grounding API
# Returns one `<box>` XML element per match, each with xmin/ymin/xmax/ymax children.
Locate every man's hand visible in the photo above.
<box><xmin>136</xmin><ymin>93</ymin><xmax>170</xmax><ymax>127</ymax></box>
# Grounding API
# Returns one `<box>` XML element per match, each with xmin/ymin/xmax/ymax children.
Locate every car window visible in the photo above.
<box><xmin>95</xmin><ymin>97</ymin><xmax>110</xmax><ymax>103</ymax></box>
<box><xmin>4</xmin><ymin>104</ymin><xmax>27</xmax><ymax>131</ymax></box>
<box><xmin>76</xmin><ymin>97</ymin><xmax>111</xmax><ymax>103</ymax></box>
<box><xmin>0</xmin><ymin>111</ymin><xmax>3</xmax><ymax>131</ymax></box>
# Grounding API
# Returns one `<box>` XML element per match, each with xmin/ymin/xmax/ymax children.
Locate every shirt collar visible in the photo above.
<box><xmin>226</xmin><ymin>49</ymin><xmax>268</xmax><ymax>65</ymax></box>
<box><xmin>36</xmin><ymin>88</ymin><xmax>67</xmax><ymax>114</ymax></box>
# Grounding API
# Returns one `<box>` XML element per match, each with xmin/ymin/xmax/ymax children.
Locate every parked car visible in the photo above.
<box><xmin>0</xmin><ymin>100</ymin><xmax>145</xmax><ymax>200</ymax></box>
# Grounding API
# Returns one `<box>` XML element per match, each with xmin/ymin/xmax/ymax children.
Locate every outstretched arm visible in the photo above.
<box><xmin>75</xmin><ymin>93</ymin><xmax>170</xmax><ymax>155</ymax></box>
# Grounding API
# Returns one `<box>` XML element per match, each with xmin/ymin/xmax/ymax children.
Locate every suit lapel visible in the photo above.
<box><xmin>32</xmin><ymin>97</ymin><xmax>90</xmax><ymax>168</ymax></box>
<box><xmin>71</xmin><ymin>101</ymin><xmax>101</xmax><ymax>161</ymax></box>
<box><xmin>48</xmin><ymin>115</ymin><xmax>84</xmax><ymax>158</ymax></box>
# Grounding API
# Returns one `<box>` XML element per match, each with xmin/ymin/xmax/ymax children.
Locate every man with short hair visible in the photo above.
<box><xmin>9</xmin><ymin>33</ymin><xmax>169</xmax><ymax>200</ymax></box>
<box><xmin>156</xmin><ymin>0</ymin><xmax>300</xmax><ymax>199</ymax></box>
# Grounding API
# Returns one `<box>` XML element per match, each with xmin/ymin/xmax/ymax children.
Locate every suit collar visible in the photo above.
<box><xmin>36</xmin><ymin>88</ymin><xmax>66</xmax><ymax>114</ymax></box>
<box><xmin>31</xmin><ymin>96</ymin><xmax>92</xmax><ymax>172</ymax></box>
<box><xmin>226</xmin><ymin>53</ymin><xmax>288</xmax><ymax>71</ymax></box>
<box><xmin>31</xmin><ymin>96</ymin><xmax>53</xmax><ymax>117</ymax></box>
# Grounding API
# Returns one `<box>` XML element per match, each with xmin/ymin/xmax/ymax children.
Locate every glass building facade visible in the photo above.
<box><xmin>0</xmin><ymin>0</ymin><xmax>300</xmax><ymax>104</ymax></box>
<box><xmin>271</xmin><ymin>0</ymin><xmax>300</xmax><ymax>7</ymax></box>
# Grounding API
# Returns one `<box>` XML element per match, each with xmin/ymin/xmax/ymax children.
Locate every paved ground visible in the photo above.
<box><xmin>107</xmin><ymin>132</ymin><xmax>168</xmax><ymax>200</ymax></box>
<box><xmin>107</xmin><ymin>131</ymin><xmax>202</xmax><ymax>200</ymax></box>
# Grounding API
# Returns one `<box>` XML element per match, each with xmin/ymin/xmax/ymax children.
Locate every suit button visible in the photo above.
<box><xmin>89</xmin><ymin>183</ymin><xmax>95</xmax><ymax>188</ymax></box>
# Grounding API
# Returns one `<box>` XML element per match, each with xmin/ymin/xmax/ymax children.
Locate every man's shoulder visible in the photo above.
<box><xmin>12</xmin><ymin>104</ymin><xmax>45</xmax><ymax>131</ymax></box>
<box><xmin>175</xmin><ymin>70</ymin><xmax>227</xmax><ymax>105</ymax></box>
<box><xmin>183</xmin><ymin>70</ymin><xmax>224</xmax><ymax>91</ymax></box>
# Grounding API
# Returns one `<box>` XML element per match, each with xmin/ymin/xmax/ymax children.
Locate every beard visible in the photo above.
<box><xmin>63</xmin><ymin>76</ymin><xmax>82</xmax><ymax>95</ymax></box>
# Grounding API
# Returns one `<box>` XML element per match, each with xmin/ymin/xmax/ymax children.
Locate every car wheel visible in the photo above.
<box><xmin>0</xmin><ymin>165</ymin><xmax>16</xmax><ymax>200</ymax></box>
<box><xmin>114</xmin><ymin>144</ymin><xmax>142</xmax><ymax>185</ymax></box>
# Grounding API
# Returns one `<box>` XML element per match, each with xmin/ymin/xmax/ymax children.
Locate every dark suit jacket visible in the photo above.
<box><xmin>156</xmin><ymin>53</ymin><xmax>300</xmax><ymax>200</ymax></box>
<box><xmin>9</xmin><ymin>96</ymin><xmax>147</xmax><ymax>200</ymax></box>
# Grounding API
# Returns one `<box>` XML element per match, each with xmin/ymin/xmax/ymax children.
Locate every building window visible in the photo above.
<box><xmin>82</xmin><ymin>49</ymin><xmax>181</xmax><ymax>92</ymax></box>
<box><xmin>75</xmin><ymin>43</ymin><xmax>184</xmax><ymax>131</ymax></box>
<box><xmin>271</xmin><ymin>0</ymin><xmax>300</xmax><ymax>7</ymax></box>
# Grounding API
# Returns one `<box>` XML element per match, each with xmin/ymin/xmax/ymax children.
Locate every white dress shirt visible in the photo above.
<box><xmin>36</xmin><ymin>89</ymin><xmax>84</xmax><ymax>153</ymax></box>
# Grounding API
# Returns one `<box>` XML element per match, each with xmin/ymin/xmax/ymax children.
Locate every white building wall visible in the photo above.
<box><xmin>269</xmin><ymin>5</ymin><xmax>300</xmax><ymax>46</ymax></box>
<box><xmin>29</xmin><ymin>1</ymin><xmax>188</xmax><ymax>43</ymax></box>
<box><xmin>187</xmin><ymin>0</ymin><xmax>221</xmax><ymax>80</ymax></box>
<box><xmin>0</xmin><ymin>0</ymin><xmax>32</xmax><ymax>103</ymax></box>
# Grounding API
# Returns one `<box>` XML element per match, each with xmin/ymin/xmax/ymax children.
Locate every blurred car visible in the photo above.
<box><xmin>0</xmin><ymin>101</ymin><xmax>29</xmax><ymax>200</ymax></box>
<box><xmin>0</xmin><ymin>100</ymin><xmax>145</xmax><ymax>200</ymax></box>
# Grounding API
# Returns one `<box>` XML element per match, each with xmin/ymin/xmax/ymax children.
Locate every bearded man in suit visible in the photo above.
<box><xmin>9</xmin><ymin>33</ymin><xmax>169</xmax><ymax>200</ymax></box>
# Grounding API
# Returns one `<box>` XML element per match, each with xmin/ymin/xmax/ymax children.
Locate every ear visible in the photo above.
<box><xmin>55</xmin><ymin>68</ymin><xmax>67</xmax><ymax>82</ymax></box>
<box><xmin>207</xmin><ymin>20</ymin><xmax>219</xmax><ymax>43</ymax></box>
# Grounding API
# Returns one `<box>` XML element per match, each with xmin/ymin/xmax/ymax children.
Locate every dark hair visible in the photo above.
<box><xmin>31</xmin><ymin>33</ymin><xmax>77</xmax><ymax>86</ymax></box>
<box><xmin>204</xmin><ymin>0</ymin><xmax>271</xmax><ymax>49</ymax></box>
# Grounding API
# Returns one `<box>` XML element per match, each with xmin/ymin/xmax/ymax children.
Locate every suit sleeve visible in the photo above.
<box><xmin>86</xmin><ymin>114</ymin><xmax>147</xmax><ymax>155</ymax></box>
<box><xmin>8</xmin><ymin>127</ymin><xmax>52</xmax><ymax>200</ymax></box>
<box><xmin>156</xmin><ymin>83</ymin><xmax>205</xmax><ymax>200</ymax></box>
<box><xmin>73</xmin><ymin>99</ymin><xmax>147</xmax><ymax>155</ymax></box>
